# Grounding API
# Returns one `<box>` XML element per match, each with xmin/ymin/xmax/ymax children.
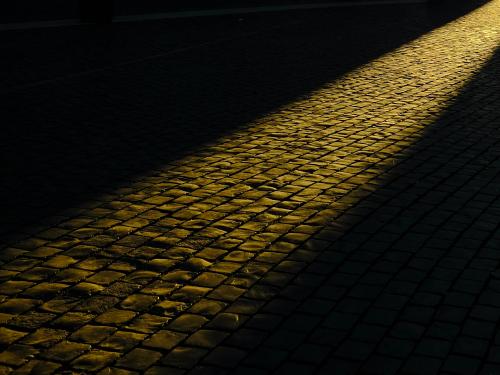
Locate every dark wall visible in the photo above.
<box><xmin>1</xmin><ymin>0</ymin><xmax>386</xmax><ymax>23</ymax></box>
<box><xmin>115</xmin><ymin>0</ymin><xmax>378</xmax><ymax>15</ymax></box>
<box><xmin>0</xmin><ymin>1</ymin><xmax>79</xmax><ymax>23</ymax></box>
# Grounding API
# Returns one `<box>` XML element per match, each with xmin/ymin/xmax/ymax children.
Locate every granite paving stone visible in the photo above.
<box><xmin>1</xmin><ymin>0</ymin><xmax>500</xmax><ymax>373</ymax></box>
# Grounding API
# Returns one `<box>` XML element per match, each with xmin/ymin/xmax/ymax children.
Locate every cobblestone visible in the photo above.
<box><xmin>1</xmin><ymin>0</ymin><xmax>500</xmax><ymax>373</ymax></box>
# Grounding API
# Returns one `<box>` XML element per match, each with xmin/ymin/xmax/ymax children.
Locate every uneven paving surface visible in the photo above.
<box><xmin>1</xmin><ymin>0</ymin><xmax>500</xmax><ymax>374</ymax></box>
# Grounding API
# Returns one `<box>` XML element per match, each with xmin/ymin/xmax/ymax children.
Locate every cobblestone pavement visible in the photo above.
<box><xmin>1</xmin><ymin>0</ymin><xmax>500</xmax><ymax>374</ymax></box>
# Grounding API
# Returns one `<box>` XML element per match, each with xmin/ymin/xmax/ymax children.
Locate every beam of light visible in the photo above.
<box><xmin>0</xmin><ymin>0</ymin><xmax>499</xmax><ymax>372</ymax></box>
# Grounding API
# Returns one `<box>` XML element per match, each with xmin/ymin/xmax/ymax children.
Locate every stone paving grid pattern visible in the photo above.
<box><xmin>1</xmin><ymin>1</ymin><xmax>500</xmax><ymax>374</ymax></box>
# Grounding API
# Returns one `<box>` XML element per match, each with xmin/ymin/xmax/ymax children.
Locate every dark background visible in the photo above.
<box><xmin>2</xmin><ymin>0</ymin><xmax>402</xmax><ymax>23</ymax></box>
